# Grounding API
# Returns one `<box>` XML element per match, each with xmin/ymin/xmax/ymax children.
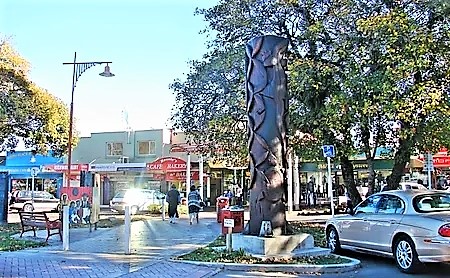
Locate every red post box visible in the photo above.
<box><xmin>221</xmin><ymin>207</ymin><xmax>245</xmax><ymax>235</ymax></box>
<box><xmin>216</xmin><ymin>197</ymin><xmax>229</xmax><ymax>223</ymax></box>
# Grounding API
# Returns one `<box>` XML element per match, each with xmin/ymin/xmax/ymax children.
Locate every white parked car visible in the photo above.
<box><xmin>9</xmin><ymin>190</ymin><xmax>60</xmax><ymax>212</ymax></box>
<box><xmin>398</xmin><ymin>182</ymin><xmax>428</xmax><ymax>191</ymax></box>
<box><xmin>381</xmin><ymin>182</ymin><xmax>428</xmax><ymax>192</ymax></box>
<box><xmin>326</xmin><ymin>190</ymin><xmax>450</xmax><ymax>273</ymax></box>
<box><xmin>109</xmin><ymin>188</ymin><xmax>165</xmax><ymax>214</ymax></box>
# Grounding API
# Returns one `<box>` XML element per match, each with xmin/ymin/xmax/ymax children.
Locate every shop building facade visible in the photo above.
<box><xmin>69</xmin><ymin>129</ymin><xmax>230</xmax><ymax>205</ymax></box>
<box><xmin>0</xmin><ymin>151</ymin><xmax>64</xmax><ymax>195</ymax></box>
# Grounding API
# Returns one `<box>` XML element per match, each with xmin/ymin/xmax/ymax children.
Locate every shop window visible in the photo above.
<box><xmin>138</xmin><ymin>141</ymin><xmax>156</xmax><ymax>155</ymax></box>
<box><xmin>106</xmin><ymin>142</ymin><xmax>123</xmax><ymax>156</ymax></box>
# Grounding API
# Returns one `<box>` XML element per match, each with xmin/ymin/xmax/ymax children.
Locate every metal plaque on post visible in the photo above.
<box><xmin>224</xmin><ymin>218</ymin><xmax>235</xmax><ymax>228</ymax></box>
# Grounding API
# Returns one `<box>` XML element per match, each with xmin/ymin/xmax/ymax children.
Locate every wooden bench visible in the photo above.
<box><xmin>19</xmin><ymin>211</ymin><xmax>62</xmax><ymax>242</ymax></box>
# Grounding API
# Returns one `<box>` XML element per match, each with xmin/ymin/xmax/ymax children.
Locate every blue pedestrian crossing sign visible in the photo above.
<box><xmin>322</xmin><ymin>145</ymin><xmax>336</xmax><ymax>158</ymax></box>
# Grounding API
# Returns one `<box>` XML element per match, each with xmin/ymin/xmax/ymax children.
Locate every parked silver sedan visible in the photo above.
<box><xmin>325</xmin><ymin>190</ymin><xmax>450</xmax><ymax>273</ymax></box>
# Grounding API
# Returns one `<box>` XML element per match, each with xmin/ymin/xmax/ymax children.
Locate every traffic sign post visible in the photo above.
<box><xmin>322</xmin><ymin>145</ymin><xmax>336</xmax><ymax>158</ymax></box>
<box><xmin>424</xmin><ymin>153</ymin><xmax>434</xmax><ymax>190</ymax></box>
<box><xmin>322</xmin><ymin>145</ymin><xmax>336</xmax><ymax>216</ymax></box>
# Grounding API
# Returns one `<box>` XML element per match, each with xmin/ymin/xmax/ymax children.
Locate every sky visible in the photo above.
<box><xmin>1</xmin><ymin>0</ymin><xmax>216</xmax><ymax>137</ymax></box>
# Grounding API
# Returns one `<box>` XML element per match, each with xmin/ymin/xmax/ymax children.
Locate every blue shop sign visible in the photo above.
<box><xmin>6</xmin><ymin>151</ymin><xmax>62</xmax><ymax>166</ymax></box>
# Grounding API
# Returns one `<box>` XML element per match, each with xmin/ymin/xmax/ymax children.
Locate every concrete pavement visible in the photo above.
<box><xmin>0</xmin><ymin>210</ymin><xmax>335</xmax><ymax>278</ymax></box>
<box><xmin>1</xmin><ymin>212</ymin><xmax>223</xmax><ymax>278</ymax></box>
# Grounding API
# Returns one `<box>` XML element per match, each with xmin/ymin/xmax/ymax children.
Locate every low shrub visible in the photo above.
<box><xmin>177</xmin><ymin>247</ymin><xmax>350</xmax><ymax>265</ymax></box>
<box><xmin>146</xmin><ymin>204</ymin><xmax>167</xmax><ymax>214</ymax></box>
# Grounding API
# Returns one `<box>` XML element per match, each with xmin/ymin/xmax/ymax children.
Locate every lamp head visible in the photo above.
<box><xmin>99</xmin><ymin>64</ymin><xmax>115</xmax><ymax>77</ymax></box>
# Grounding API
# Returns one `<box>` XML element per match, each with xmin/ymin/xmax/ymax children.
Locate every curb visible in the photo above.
<box><xmin>169</xmin><ymin>255</ymin><xmax>361</xmax><ymax>274</ymax></box>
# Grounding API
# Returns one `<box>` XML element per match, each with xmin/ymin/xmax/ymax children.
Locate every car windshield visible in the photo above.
<box><xmin>413</xmin><ymin>193</ymin><xmax>450</xmax><ymax>212</ymax></box>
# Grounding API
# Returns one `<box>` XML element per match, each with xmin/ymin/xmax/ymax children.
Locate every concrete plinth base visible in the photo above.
<box><xmin>232</xmin><ymin>233</ymin><xmax>314</xmax><ymax>256</ymax></box>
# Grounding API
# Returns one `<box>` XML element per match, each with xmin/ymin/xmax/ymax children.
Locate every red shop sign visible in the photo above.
<box><xmin>146</xmin><ymin>157</ymin><xmax>187</xmax><ymax>171</ymax></box>
<box><xmin>43</xmin><ymin>164</ymin><xmax>89</xmax><ymax>172</ymax></box>
<box><xmin>433</xmin><ymin>156</ymin><xmax>450</xmax><ymax>168</ymax></box>
<box><xmin>166</xmin><ymin>171</ymin><xmax>199</xmax><ymax>181</ymax></box>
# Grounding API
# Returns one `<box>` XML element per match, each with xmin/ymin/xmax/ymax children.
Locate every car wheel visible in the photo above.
<box><xmin>394</xmin><ymin>236</ymin><xmax>422</xmax><ymax>273</ymax></box>
<box><xmin>130</xmin><ymin>206</ymin><xmax>139</xmax><ymax>215</ymax></box>
<box><xmin>327</xmin><ymin>226</ymin><xmax>341</xmax><ymax>253</ymax></box>
<box><xmin>23</xmin><ymin>203</ymin><xmax>34</xmax><ymax>212</ymax></box>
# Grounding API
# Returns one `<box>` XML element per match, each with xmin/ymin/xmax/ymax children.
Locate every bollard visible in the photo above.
<box><xmin>162</xmin><ymin>200</ymin><xmax>166</xmax><ymax>221</ymax></box>
<box><xmin>223</xmin><ymin>218</ymin><xmax>234</xmax><ymax>253</ymax></box>
<box><xmin>124</xmin><ymin>205</ymin><xmax>131</xmax><ymax>255</ymax></box>
<box><xmin>226</xmin><ymin>227</ymin><xmax>233</xmax><ymax>253</ymax></box>
<box><xmin>63</xmin><ymin>206</ymin><xmax>69</xmax><ymax>251</ymax></box>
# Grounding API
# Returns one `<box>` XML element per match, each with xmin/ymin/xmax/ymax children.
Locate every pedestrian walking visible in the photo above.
<box><xmin>224</xmin><ymin>189</ymin><xmax>234</xmax><ymax>205</ymax></box>
<box><xmin>188</xmin><ymin>185</ymin><xmax>203</xmax><ymax>225</ymax></box>
<box><xmin>166</xmin><ymin>184</ymin><xmax>181</xmax><ymax>223</ymax></box>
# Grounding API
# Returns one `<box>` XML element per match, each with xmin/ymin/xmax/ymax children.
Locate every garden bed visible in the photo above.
<box><xmin>0</xmin><ymin>223</ymin><xmax>47</xmax><ymax>251</ymax></box>
<box><xmin>176</xmin><ymin>248</ymin><xmax>350</xmax><ymax>265</ymax></box>
<box><xmin>176</xmin><ymin>222</ymin><xmax>347</xmax><ymax>265</ymax></box>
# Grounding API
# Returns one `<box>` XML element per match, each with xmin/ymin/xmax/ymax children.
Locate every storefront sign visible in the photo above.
<box><xmin>89</xmin><ymin>164</ymin><xmax>118</xmax><ymax>172</ymax></box>
<box><xmin>146</xmin><ymin>157</ymin><xmax>187</xmax><ymax>171</ymax></box>
<box><xmin>432</xmin><ymin>156</ymin><xmax>450</xmax><ymax>168</ymax></box>
<box><xmin>43</xmin><ymin>164</ymin><xmax>89</xmax><ymax>172</ymax></box>
<box><xmin>418</xmin><ymin>154</ymin><xmax>450</xmax><ymax>168</ymax></box>
<box><xmin>166</xmin><ymin>171</ymin><xmax>200</xmax><ymax>181</ymax></box>
<box><xmin>170</xmin><ymin>143</ymin><xmax>203</xmax><ymax>153</ymax></box>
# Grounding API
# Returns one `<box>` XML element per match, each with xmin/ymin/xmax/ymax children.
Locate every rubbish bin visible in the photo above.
<box><xmin>216</xmin><ymin>197</ymin><xmax>229</xmax><ymax>223</ymax></box>
<box><xmin>221</xmin><ymin>206</ymin><xmax>245</xmax><ymax>235</ymax></box>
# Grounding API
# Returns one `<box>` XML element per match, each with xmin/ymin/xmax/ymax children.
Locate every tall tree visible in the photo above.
<box><xmin>0</xmin><ymin>39</ymin><xmax>71</xmax><ymax>156</ymax></box>
<box><xmin>171</xmin><ymin>0</ymin><xmax>450</xmax><ymax>205</ymax></box>
<box><xmin>352</xmin><ymin>0</ymin><xmax>450</xmax><ymax>189</ymax></box>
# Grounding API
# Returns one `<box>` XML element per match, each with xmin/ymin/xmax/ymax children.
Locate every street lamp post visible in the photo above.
<box><xmin>63</xmin><ymin>52</ymin><xmax>114</xmax><ymax>187</ymax></box>
<box><xmin>30</xmin><ymin>155</ymin><xmax>36</xmax><ymax>208</ymax></box>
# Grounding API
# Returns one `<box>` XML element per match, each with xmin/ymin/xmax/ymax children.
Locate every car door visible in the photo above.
<box><xmin>338</xmin><ymin>195</ymin><xmax>381</xmax><ymax>248</ymax></box>
<box><xmin>32</xmin><ymin>192</ymin><xmax>52</xmax><ymax>212</ymax></box>
<box><xmin>42</xmin><ymin>192</ymin><xmax>58</xmax><ymax>211</ymax></box>
<box><xmin>364</xmin><ymin>194</ymin><xmax>405</xmax><ymax>253</ymax></box>
<box><xmin>31</xmin><ymin>191</ymin><xmax>46</xmax><ymax>211</ymax></box>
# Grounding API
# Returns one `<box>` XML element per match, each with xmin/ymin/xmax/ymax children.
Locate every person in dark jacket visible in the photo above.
<box><xmin>166</xmin><ymin>184</ymin><xmax>180</xmax><ymax>223</ymax></box>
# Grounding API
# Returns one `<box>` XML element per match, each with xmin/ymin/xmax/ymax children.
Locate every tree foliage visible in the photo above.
<box><xmin>170</xmin><ymin>48</ymin><xmax>247</xmax><ymax>166</ymax></box>
<box><xmin>170</xmin><ymin>0</ymin><xmax>450</xmax><ymax>203</ymax></box>
<box><xmin>0</xmin><ymin>39</ymin><xmax>71</xmax><ymax>156</ymax></box>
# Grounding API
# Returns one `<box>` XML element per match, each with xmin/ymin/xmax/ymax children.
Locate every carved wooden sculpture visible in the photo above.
<box><xmin>245</xmin><ymin>35</ymin><xmax>289</xmax><ymax>236</ymax></box>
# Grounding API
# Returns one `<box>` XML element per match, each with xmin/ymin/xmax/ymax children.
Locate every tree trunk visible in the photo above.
<box><xmin>388</xmin><ymin>139</ymin><xmax>411</xmax><ymax>190</ymax></box>
<box><xmin>340</xmin><ymin>156</ymin><xmax>362</xmax><ymax>205</ymax></box>
<box><xmin>366</xmin><ymin>156</ymin><xmax>376</xmax><ymax>196</ymax></box>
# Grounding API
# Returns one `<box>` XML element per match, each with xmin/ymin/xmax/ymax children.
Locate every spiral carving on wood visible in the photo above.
<box><xmin>245</xmin><ymin>35</ymin><xmax>289</xmax><ymax>236</ymax></box>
